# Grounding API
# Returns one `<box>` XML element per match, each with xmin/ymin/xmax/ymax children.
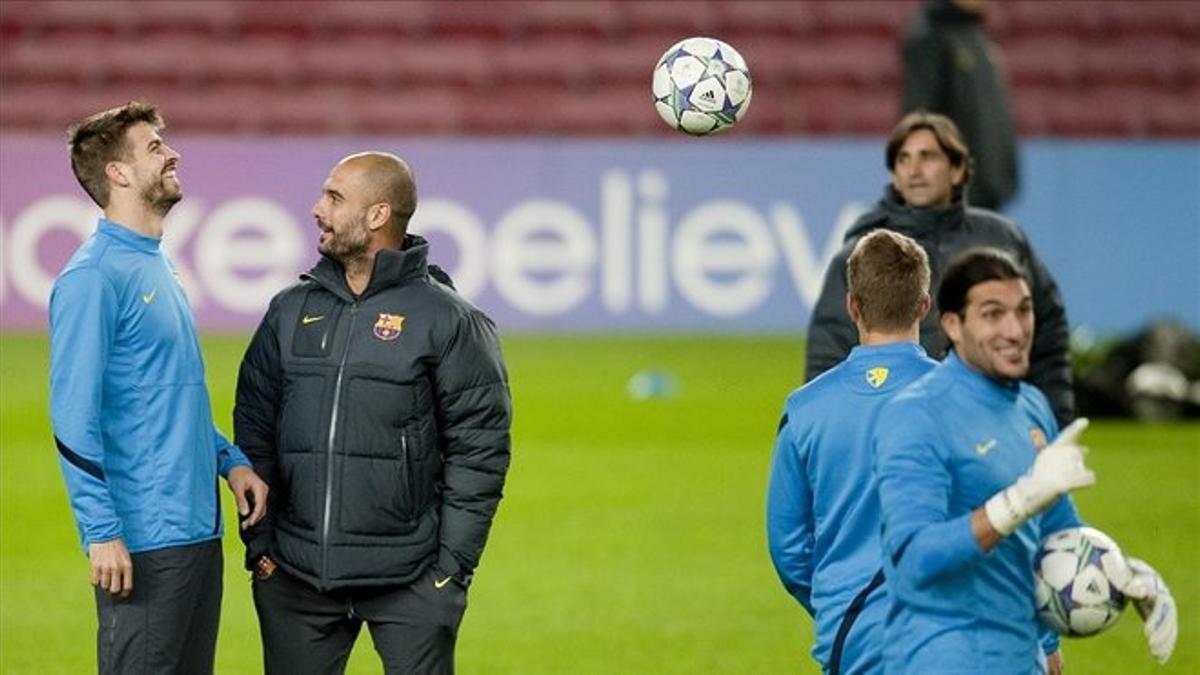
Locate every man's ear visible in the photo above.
<box><xmin>951</xmin><ymin>162</ymin><xmax>967</xmax><ymax>189</ymax></box>
<box><xmin>366</xmin><ymin>203</ymin><xmax>392</xmax><ymax>232</ymax></box>
<box><xmin>917</xmin><ymin>293</ymin><xmax>932</xmax><ymax>321</ymax></box>
<box><xmin>105</xmin><ymin>161</ymin><xmax>131</xmax><ymax>189</ymax></box>
<box><xmin>941</xmin><ymin>310</ymin><xmax>963</xmax><ymax>345</ymax></box>
<box><xmin>846</xmin><ymin>293</ymin><xmax>860</xmax><ymax>324</ymax></box>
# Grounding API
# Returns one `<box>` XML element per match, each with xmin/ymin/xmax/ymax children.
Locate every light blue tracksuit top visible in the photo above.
<box><xmin>49</xmin><ymin>218</ymin><xmax>249</xmax><ymax>553</ymax></box>
<box><xmin>874</xmin><ymin>351</ymin><xmax>1080</xmax><ymax>674</ymax></box>
<box><xmin>768</xmin><ymin>342</ymin><xmax>937</xmax><ymax>674</ymax></box>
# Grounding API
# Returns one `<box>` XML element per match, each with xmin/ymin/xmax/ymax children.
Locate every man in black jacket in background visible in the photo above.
<box><xmin>236</xmin><ymin>151</ymin><xmax>511</xmax><ymax>674</ymax></box>
<box><xmin>805</xmin><ymin>112</ymin><xmax>1073</xmax><ymax>427</ymax></box>
<box><xmin>902</xmin><ymin>0</ymin><xmax>1019</xmax><ymax>212</ymax></box>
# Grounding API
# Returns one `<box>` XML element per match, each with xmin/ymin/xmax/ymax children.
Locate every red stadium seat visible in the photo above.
<box><xmin>1002</xmin><ymin>37</ymin><xmax>1084</xmax><ymax>88</ymax></box>
<box><xmin>816</xmin><ymin>1</ymin><xmax>920</xmax><ymax>40</ymax></box>
<box><xmin>521</xmin><ymin>1</ymin><xmax>621</xmax><ymax>39</ymax></box>
<box><xmin>492</xmin><ymin>39</ymin><xmax>594</xmax><ymax>87</ymax></box>
<box><xmin>1005</xmin><ymin>1</ymin><xmax>1105</xmax><ymax>40</ymax></box>
<box><xmin>0</xmin><ymin>0</ymin><xmax>1193</xmax><ymax>137</ymax></box>
<box><xmin>1078</xmin><ymin>36</ymin><xmax>1185</xmax><ymax>88</ymax></box>
<box><xmin>712</xmin><ymin>1</ymin><xmax>818</xmax><ymax>39</ymax></box>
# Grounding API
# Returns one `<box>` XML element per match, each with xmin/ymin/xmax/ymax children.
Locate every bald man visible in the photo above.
<box><xmin>236</xmin><ymin>152</ymin><xmax>512</xmax><ymax>674</ymax></box>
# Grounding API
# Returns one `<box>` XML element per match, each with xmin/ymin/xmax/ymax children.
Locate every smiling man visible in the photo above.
<box><xmin>49</xmin><ymin>101</ymin><xmax>268</xmax><ymax>674</ymax></box>
<box><xmin>805</xmin><ymin>111</ymin><xmax>1075</xmax><ymax>428</ymax></box>
<box><xmin>872</xmin><ymin>248</ymin><xmax>1177</xmax><ymax>674</ymax></box>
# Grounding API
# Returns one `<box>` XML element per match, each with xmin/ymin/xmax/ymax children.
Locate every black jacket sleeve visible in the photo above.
<box><xmin>432</xmin><ymin>309</ymin><xmax>512</xmax><ymax>581</ymax></box>
<box><xmin>234</xmin><ymin>305</ymin><xmax>283</xmax><ymax>569</ymax></box>
<box><xmin>1022</xmin><ymin>244</ymin><xmax>1076</xmax><ymax>427</ymax></box>
<box><xmin>804</xmin><ymin>247</ymin><xmax>857</xmax><ymax>382</ymax></box>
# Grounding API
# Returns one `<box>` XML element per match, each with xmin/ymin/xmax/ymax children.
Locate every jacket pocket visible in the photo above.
<box><xmin>337</xmin><ymin>432</ymin><xmax>418</xmax><ymax>536</ymax></box>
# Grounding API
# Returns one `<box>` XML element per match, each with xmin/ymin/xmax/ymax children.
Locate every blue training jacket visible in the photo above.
<box><xmin>768</xmin><ymin>342</ymin><xmax>937</xmax><ymax>674</ymax></box>
<box><xmin>49</xmin><ymin>218</ymin><xmax>249</xmax><ymax>553</ymax></box>
<box><xmin>874</xmin><ymin>351</ymin><xmax>1081</xmax><ymax>674</ymax></box>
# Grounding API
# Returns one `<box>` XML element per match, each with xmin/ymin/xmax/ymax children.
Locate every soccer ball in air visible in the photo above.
<box><xmin>652</xmin><ymin>37</ymin><xmax>752</xmax><ymax>136</ymax></box>
<box><xmin>1034</xmin><ymin>527</ymin><xmax>1129</xmax><ymax>637</ymax></box>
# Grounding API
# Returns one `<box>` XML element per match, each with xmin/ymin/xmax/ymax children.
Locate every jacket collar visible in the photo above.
<box><xmin>845</xmin><ymin>185</ymin><xmax>967</xmax><ymax>240</ymax></box>
<box><xmin>98</xmin><ymin>217</ymin><xmax>161</xmax><ymax>253</ymax></box>
<box><xmin>303</xmin><ymin>234</ymin><xmax>431</xmax><ymax>301</ymax></box>
<box><xmin>944</xmin><ymin>349</ymin><xmax>1020</xmax><ymax>402</ymax></box>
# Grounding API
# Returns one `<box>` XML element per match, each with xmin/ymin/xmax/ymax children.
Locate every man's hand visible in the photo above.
<box><xmin>1115</xmin><ymin>557</ymin><xmax>1178</xmax><ymax>665</ymax></box>
<box><xmin>1046</xmin><ymin>649</ymin><xmax>1064</xmax><ymax>675</ymax></box>
<box><xmin>89</xmin><ymin>539</ymin><xmax>133</xmax><ymax>598</ymax></box>
<box><xmin>227</xmin><ymin>465</ymin><xmax>268</xmax><ymax>530</ymax></box>
<box><xmin>984</xmin><ymin>418</ymin><xmax>1095</xmax><ymax>536</ymax></box>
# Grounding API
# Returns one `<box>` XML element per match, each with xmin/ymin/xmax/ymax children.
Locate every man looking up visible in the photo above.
<box><xmin>50</xmin><ymin>101</ymin><xmax>268</xmax><ymax>674</ymax></box>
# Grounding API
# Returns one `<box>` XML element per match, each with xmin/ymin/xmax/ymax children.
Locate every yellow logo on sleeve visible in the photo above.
<box><xmin>142</xmin><ymin>289</ymin><xmax>156</xmax><ymax>304</ymax></box>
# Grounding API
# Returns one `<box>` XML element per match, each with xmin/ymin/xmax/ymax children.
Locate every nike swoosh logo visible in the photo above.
<box><xmin>434</xmin><ymin>576</ymin><xmax>453</xmax><ymax>589</ymax></box>
<box><xmin>976</xmin><ymin>439</ymin><xmax>997</xmax><ymax>456</ymax></box>
<box><xmin>142</xmin><ymin>290</ymin><xmax>156</xmax><ymax>304</ymax></box>
<box><xmin>301</xmin><ymin>315</ymin><xmax>324</xmax><ymax>325</ymax></box>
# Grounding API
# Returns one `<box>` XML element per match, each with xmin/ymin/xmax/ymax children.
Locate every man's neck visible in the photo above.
<box><xmin>858</xmin><ymin>327</ymin><xmax>920</xmax><ymax>346</ymax></box>
<box><xmin>105</xmin><ymin>202</ymin><xmax>165</xmax><ymax>239</ymax></box>
<box><xmin>343</xmin><ymin>253</ymin><xmax>376</xmax><ymax>296</ymax></box>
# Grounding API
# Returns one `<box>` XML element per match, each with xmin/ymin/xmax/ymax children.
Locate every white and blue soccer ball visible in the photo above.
<box><xmin>652</xmin><ymin>37</ymin><xmax>752</xmax><ymax>136</ymax></box>
<box><xmin>1034</xmin><ymin>527</ymin><xmax>1130</xmax><ymax>637</ymax></box>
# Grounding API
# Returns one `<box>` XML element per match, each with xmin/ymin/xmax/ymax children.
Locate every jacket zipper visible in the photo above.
<box><xmin>321</xmin><ymin>301</ymin><xmax>358</xmax><ymax>587</ymax></box>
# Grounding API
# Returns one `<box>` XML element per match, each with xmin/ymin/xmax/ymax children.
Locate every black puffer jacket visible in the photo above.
<box><xmin>805</xmin><ymin>187</ymin><xmax>1074</xmax><ymax>426</ymax></box>
<box><xmin>236</xmin><ymin>235</ymin><xmax>511</xmax><ymax>591</ymax></box>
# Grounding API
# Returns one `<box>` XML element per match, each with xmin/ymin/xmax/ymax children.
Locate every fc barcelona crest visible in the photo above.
<box><xmin>866</xmin><ymin>367</ymin><xmax>889</xmax><ymax>388</ymax></box>
<box><xmin>373</xmin><ymin>313</ymin><xmax>404</xmax><ymax>341</ymax></box>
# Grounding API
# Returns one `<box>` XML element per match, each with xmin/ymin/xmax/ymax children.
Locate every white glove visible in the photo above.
<box><xmin>984</xmin><ymin>418</ymin><xmax>1095</xmax><ymax>536</ymax></box>
<box><xmin>1115</xmin><ymin>557</ymin><xmax>1178</xmax><ymax>665</ymax></box>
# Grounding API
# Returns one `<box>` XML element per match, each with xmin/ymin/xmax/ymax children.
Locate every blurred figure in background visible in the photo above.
<box><xmin>768</xmin><ymin>229</ymin><xmax>936</xmax><ymax>674</ymax></box>
<box><xmin>902</xmin><ymin>0</ymin><xmax>1019</xmax><ymax>212</ymax></box>
<box><xmin>49</xmin><ymin>101</ymin><xmax>268</xmax><ymax>674</ymax></box>
<box><xmin>236</xmin><ymin>151</ymin><xmax>511</xmax><ymax>674</ymax></box>
<box><xmin>805</xmin><ymin>111</ymin><xmax>1075</xmax><ymax>428</ymax></box>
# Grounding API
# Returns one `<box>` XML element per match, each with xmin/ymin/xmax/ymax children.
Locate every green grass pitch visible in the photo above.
<box><xmin>1</xmin><ymin>333</ymin><xmax>1196</xmax><ymax>673</ymax></box>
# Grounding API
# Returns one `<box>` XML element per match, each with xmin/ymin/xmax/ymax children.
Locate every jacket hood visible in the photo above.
<box><xmin>844</xmin><ymin>185</ymin><xmax>967</xmax><ymax>242</ymax></box>
<box><xmin>303</xmin><ymin>234</ymin><xmax>433</xmax><ymax>301</ymax></box>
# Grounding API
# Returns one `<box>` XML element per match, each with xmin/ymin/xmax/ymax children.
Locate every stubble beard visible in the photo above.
<box><xmin>141</xmin><ymin>176</ymin><xmax>182</xmax><ymax>217</ymax></box>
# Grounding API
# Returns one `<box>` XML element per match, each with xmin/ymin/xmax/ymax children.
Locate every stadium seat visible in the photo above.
<box><xmin>521</xmin><ymin>1</ymin><xmax>621</xmax><ymax>39</ymax></box>
<box><xmin>1146</xmin><ymin>91</ymin><xmax>1200</xmax><ymax>136</ymax></box>
<box><xmin>712</xmin><ymin>1</ymin><xmax>818</xmax><ymax>38</ymax></box>
<box><xmin>816</xmin><ymin>0</ymin><xmax>920</xmax><ymax>40</ymax></box>
<box><xmin>425</xmin><ymin>1</ymin><xmax>526</xmax><ymax>39</ymax></box>
<box><xmin>493</xmin><ymin>39</ymin><xmax>594</xmax><ymax>87</ymax></box>
<box><xmin>0</xmin><ymin>0</ymin><xmax>1193</xmax><ymax>138</ymax></box>
<box><xmin>1044</xmin><ymin>88</ymin><xmax>1146</xmax><ymax>136</ymax></box>
<box><xmin>1101</xmin><ymin>1</ymin><xmax>1200</xmax><ymax>40</ymax></box>
<box><xmin>1002</xmin><ymin>37</ymin><xmax>1084</xmax><ymax>88</ymax></box>
<box><xmin>1005</xmin><ymin>1</ymin><xmax>1105</xmax><ymax>40</ymax></box>
<box><xmin>615</xmin><ymin>1</ymin><xmax>718</xmax><ymax>42</ymax></box>
<box><xmin>310</xmin><ymin>1</ymin><xmax>433</xmax><ymax>39</ymax></box>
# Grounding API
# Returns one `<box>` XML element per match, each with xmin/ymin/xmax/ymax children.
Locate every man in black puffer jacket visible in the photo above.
<box><xmin>806</xmin><ymin>112</ymin><xmax>1073</xmax><ymax>426</ymax></box>
<box><xmin>236</xmin><ymin>151</ymin><xmax>511</xmax><ymax>674</ymax></box>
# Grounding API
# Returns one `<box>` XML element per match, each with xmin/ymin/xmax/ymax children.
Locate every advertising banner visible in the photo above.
<box><xmin>2</xmin><ymin>137</ymin><xmax>1196</xmax><ymax>332</ymax></box>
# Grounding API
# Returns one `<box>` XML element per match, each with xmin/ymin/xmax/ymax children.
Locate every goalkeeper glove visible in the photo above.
<box><xmin>984</xmin><ymin>418</ymin><xmax>1095</xmax><ymax>537</ymax></box>
<box><xmin>1115</xmin><ymin>557</ymin><xmax>1178</xmax><ymax>665</ymax></box>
